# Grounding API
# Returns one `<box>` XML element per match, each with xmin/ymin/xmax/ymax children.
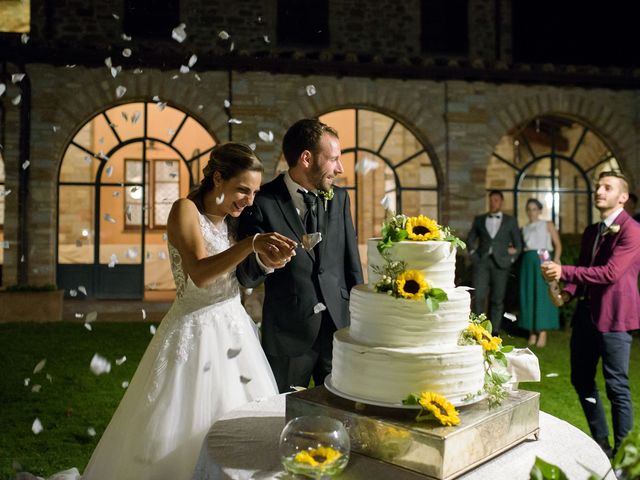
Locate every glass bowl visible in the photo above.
<box><xmin>279</xmin><ymin>415</ymin><xmax>350</xmax><ymax>479</ymax></box>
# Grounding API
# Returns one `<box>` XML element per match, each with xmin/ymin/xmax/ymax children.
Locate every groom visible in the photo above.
<box><xmin>237</xmin><ymin>118</ymin><xmax>363</xmax><ymax>393</ymax></box>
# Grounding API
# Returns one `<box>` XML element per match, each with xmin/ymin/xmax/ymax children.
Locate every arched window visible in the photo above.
<box><xmin>489</xmin><ymin>115</ymin><xmax>621</xmax><ymax>233</ymax></box>
<box><xmin>57</xmin><ymin>101</ymin><xmax>216</xmax><ymax>299</ymax></box>
<box><xmin>275</xmin><ymin>108</ymin><xmax>440</xmax><ymax>266</ymax></box>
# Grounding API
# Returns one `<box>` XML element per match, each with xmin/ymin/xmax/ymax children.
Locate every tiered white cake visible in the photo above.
<box><xmin>331</xmin><ymin>239</ymin><xmax>485</xmax><ymax>405</ymax></box>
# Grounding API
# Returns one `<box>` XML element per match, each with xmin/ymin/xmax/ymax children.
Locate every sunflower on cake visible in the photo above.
<box><xmin>329</xmin><ymin>213</ymin><xmax>523</xmax><ymax>426</ymax></box>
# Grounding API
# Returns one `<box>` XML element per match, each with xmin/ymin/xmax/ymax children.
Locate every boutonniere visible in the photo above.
<box><xmin>604</xmin><ymin>224</ymin><xmax>620</xmax><ymax>236</ymax></box>
<box><xmin>318</xmin><ymin>188</ymin><xmax>334</xmax><ymax>209</ymax></box>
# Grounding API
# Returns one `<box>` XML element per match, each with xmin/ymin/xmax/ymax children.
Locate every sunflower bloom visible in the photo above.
<box><xmin>466</xmin><ymin>323</ymin><xmax>502</xmax><ymax>352</ymax></box>
<box><xmin>293</xmin><ymin>446</ymin><xmax>342</xmax><ymax>469</ymax></box>
<box><xmin>406</xmin><ymin>215</ymin><xmax>440</xmax><ymax>241</ymax></box>
<box><xmin>418</xmin><ymin>392</ymin><xmax>460</xmax><ymax>426</ymax></box>
<box><xmin>396</xmin><ymin>270</ymin><xmax>430</xmax><ymax>300</ymax></box>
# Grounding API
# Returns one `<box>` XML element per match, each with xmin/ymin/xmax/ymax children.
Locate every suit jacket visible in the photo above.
<box><xmin>236</xmin><ymin>174</ymin><xmax>363</xmax><ymax>357</ymax></box>
<box><xmin>467</xmin><ymin>213</ymin><xmax>523</xmax><ymax>269</ymax></box>
<box><xmin>562</xmin><ymin>209</ymin><xmax>640</xmax><ymax>332</ymax></box>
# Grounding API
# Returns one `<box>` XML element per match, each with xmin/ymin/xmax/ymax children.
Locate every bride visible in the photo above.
<box><xmin>56</xmin><ymin>143</ymin><xmax>297</xmax><ymax>480</ymax></box>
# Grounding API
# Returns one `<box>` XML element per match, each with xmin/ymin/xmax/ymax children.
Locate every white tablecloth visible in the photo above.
<box><xmin>192</xmin><ymin>393</ymin><xmax>615</xmax><ymax>480</ymax></box>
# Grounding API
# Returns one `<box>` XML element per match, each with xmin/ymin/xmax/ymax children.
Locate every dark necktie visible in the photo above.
<box><xmin>298</xmin><ymin>189</ymin><xmax>318</xmax><ymax>233</ymax></box>
<box><xmin>590</xmin><ymin>222</ymin><xmax>607</xmax><ymax>265</ymax></box>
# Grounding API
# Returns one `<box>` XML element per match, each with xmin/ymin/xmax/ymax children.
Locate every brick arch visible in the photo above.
<box><xmin>486</xmin><ymin>90</ymin><xmax>635</xmax><ymax>183</ymax></box>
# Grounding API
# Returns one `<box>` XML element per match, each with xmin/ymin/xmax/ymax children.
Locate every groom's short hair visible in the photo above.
<box><xmin>283</xmin><ymin>118</ymin><xmax>339</xmax><ymax>167</ymax></box>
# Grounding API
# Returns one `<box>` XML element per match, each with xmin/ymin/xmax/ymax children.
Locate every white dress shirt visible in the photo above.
<box><xmin>485</xmin><ymin>212</ymin><xmax>503</xmax><ymax>239</ymax></box>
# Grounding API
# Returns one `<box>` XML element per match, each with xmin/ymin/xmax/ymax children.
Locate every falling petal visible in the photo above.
<box><xmin>585</xmin><ymin>397</ymin><xmax>597</xmax><ymax>404</ymax></box>
<box><xmin>103</xmin><ymin>213</ymin><xmax>117</xmax><ymax>224</ymax></box>
<box><xmin>188</xmin><ymin>54</ymin><xmax>198</xmax><ymax>67</ymax></box>
<box><xmin>121</xmin><ymin>112</ymin><xmax>129</xmax><ymax>122</ymax></box>
<box><xmin>147</xmin><ymin>282</ymin><xmax>157</xmax><ymax>289</ymax></box>
<box><xmin>84</xmin><ymin>323</ymin><xmax>92</xmax><ymax>331</ymax></box>
<box><xmin>32</xmin><ymin>418</ymin><xmax>43</xmax><ymax>435</ymax></box>
<box><xmin>11</xmin><ymin>94</ymin><xmax>21</xmax><ymax>105</ymax></box>
<box><xmin>108</xmin><ymin>253</ymin><xmax>118</xmax><ymax>267</ymax></box>
<box><xmin>227</xmin><ymin>348</ymin><xmax>241</xmax><ymax>358</ymax></box>
<box><xmin>141</xmin><ymin>308</ymin><xmax>147</xmax><ymax>320</ymax></box>
<box><xmin>245</xmin><ymin>288</ymin><xmax>253</xmax><ymax>296</ymax></box>
<box><xmin>33</xmin><ymin>359</ymin><xmax>47</xmax><ymax>374</ymax></box>
<box><xmin>171</xmin><ymin>74</ymin><xmax>179</xmax><ymax>80</ymax></box>
<box><xmin>263</xmin><ymin>35</ymin><xmax>270</xmax><ymax>44</ymax></box>
<box><xmin>215</xmin><ymin>194</ymin><xmax>224</xmax><ymax>204</ymax></box>
<box><xmin>180</xmin><ymin>65</ymin><xmax>190</xmax><ymax>74</ymax></box>
<box><xmin>172</xmin><ymin>23</ymin><xmax>187</xmax><ymax>43</ymax></box>
<box><xmin>218</xmin><ymin>30</ymin><xmax>230</xmax><ymax>40</ymax></box>
<box><xmin>122</xmin><ymin>381</ymin><xmax>129</xmax><ymax>388</ymax></box>
<box><xmin>121</xmin><ymin>33</ymin><xmax>132</xmax><ymax>41</ymax></box>
<box><xmin>115</xmin><ymin>356</ymin><xmax>127</xmax><ymax>366</ymax></box>
<box><xmin>75</xmin><ymin>313</ymin><xmax>84</xmax><ymax>319</ymax></box>
<box><xmin>125</xmin><ymin>204</ymin><xmax>132</xmax><ymax>221</ymax></box>
<box><xmin>228</xmin><ymin>118</ymin><xmax>242</xmax><ymax>124</ymax></box>
<box><xmin>87</xmin><ymin>427</ymin><xmax>96</xmax><ymax>437</ymax></box>
<box><xmin>258</xmin><ymin>130</ymin><xmax>274</xmax><ymax>143</ymax></box>
<box><xmin>84</xmin><ymin>155</ymin><xmax>92</xmax><ymax>164</ymax></box>
<box><xmin>248</xmin><ymin>143</ymin><xmax>256</xmax><ymax>151</ymax></box>
<box><xmin>305</xmin><ymin>84</ymin><xmax>317</xmax><ymax>96</ymax></box>
<box><xmin>194</xmin><ymin>73</ymin><xmax>201</xmax><ymax>82</ymax></box>
<box><xmin>85</xmin><ymin>311</ymin><xmax>97</xmax><ymax>323</ymax></box>
<box><xmin>69</xmin><ymin>289</ymin><xmax>78</xmax><ymax>297</ymax></box>
<box><xmin>0</xmin><ymin>189</ymin><xmax>11</xmax><ymax>197</ymax></box>
<box><xmin>78</xmin><ymin>285</ymin><xmax>87</xmax><ymax>296</ymax></box>
<box><xmin>545</xmin><ymin>372</ymin><xmax>559</xmax><ymax>378</ymax></box>
<box><xmin>110</xmin><ymin>66</ymin><xmax>119</xmax><ymax>78</ymax></box>
<box><xmin>12</xmin><ymin>73</ymin><xmax>26</xmax><ymax>83</ymax></box>
<box><xmin>203</xmin><ymin>361</ymin><xmax>211</xmax><ymax>372</ymax></box>
<box><xmin>104</xmin><ymin>57</ymin><xmax>113</xmax><ymax>68</ymax></box>
<box><xmin>106</xmin><ymin>165</ymin><xmax>113</xmax><ymax>177</ymax></box>
<box><xmin>122</xmin><ymin>48</ymin><xmax>132</xmax><ymax>58</ymax></box>
<box><xmin>46</xmin><ymin>373</ymin><xmax>53</xmax><ymax>383</ymax></box>
<box><xmin>354</xmin><ymin>157</ymin><xmax>379</xmax><ymax>176</ymax></box>
<box><xmin>24</xmin><ymin>378</ymin><xmax>30</xmax><ymax>386</ymax></box>
<box><xmin>152</xmin><ymin>95</ymin><xmax>160</xmax><ymax>102</ymax></box>
<box><xmin>313</xmin><ymin>303</ymin><xmax>327</xmax><ymax>314</ymax></box>
<box><xmin>503</xmin><ymin>312</ymin><xmax>517</xmax><ymax>322</ymax></box>
<box><xmin>197</xmin><ymin>104</ymin><xmax>204</xmax><ymax>110</ymax></box>
<box><xmin>131</xmin><ymin>111</ymin><xmax>141</xmax><ymax>124</ymax></box>
<box><xmin>162</xmin><ymin>233</ymin><xmax>168</xmax><ymax>241</ymax></box>
<box><xmin>133</xmin><ymin>68</ymin><xmax>143</xmax><ymax>74</ymax></box>
<box><xmin>229</xmin><ymin>41</ymin><xmax>235</xmax><ymax>52</ymax></box>
<box><xmin>157</xmin><ymin>250</ymin><xmax>167</xmax><ymax>260</ymax></box>
<box><xmin>223</xmin><ymin>99</ymin><xmax>231</xmax><ymax>108</ymax></box>
<box><xmin>112</xmin><ymin>13</ymin><xmax>119</xmax><ymax>19</ymax></box>
<box><xmin>21</xmin><ymin>33</ymin><xmax>29</xmax><ymax>44</ymax></box>
<box><xmin>381</xmin><ymin>194</ymin><xmax>392</xmax><ymax>211</ymax></box>
<box><xmin>0</xmin><ymin>83</ymin><xmax>5</xmax><ymax>97</ymax></box>
<box><xmin>290</xmin><ymin>386</ymin><xmax>307</xmax><ymax>392</ymax></box>
<box><xmin>90</xmin><ymin>353</ymin><xmax>111</xmax><ymax>375</ymax></box>
<box><xmin>112</xmin><ymin>190</ymin><xmax>120</xmax><ymax>197</ymax></box>
<box><xmin>52</xmin><ymin>125</ymin><xmax>60</xmax><ymax>133</ymax></box>
<box><xmin>31</xmin><ymin>385</ymin><xmax>42</xmax><ymax>393</ymax></box>
<box><xmin>240</xmin><ymin>375</ymin><xmax>251</xmax><ymax>384</ymax></box>
<box><xmin>126</xmin><ymin>247</ymin><xmax>138</xmax><ymax>259</ymax></box>
<box><xmin>66</xmin><ymin>64</ymin><xmax>77</xmax><ymax>68</ymax></box>
<box><xmin>115</xmin><ymin>86</ymin><xmax>127</xmax><ymax>98</ymax></box>
<box><xmin>157</xmin><ymin>101</ymin><xmax>167</xmax><ymax>111</ymax></box>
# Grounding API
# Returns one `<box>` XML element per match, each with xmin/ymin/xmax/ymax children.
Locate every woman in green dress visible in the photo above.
<box><xmin>518</xmin><ymin>198</ymin><xmax>562</xmax><ymax>347</ymax></box>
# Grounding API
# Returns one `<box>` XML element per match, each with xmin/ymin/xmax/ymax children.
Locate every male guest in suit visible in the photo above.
<box><xmin>542</xmin><ymin>171</ymin><xmax>640</xmax><ymax>457</ymax></box>
<box><xmin>467</xmin><ymin>190</ymin><xmax>522</xmax><ymax>335</ymax></box>
<box><xmin>237</xmin><ymin>118</ymin><xmax>363</xmax><ymax>393</ymax></box>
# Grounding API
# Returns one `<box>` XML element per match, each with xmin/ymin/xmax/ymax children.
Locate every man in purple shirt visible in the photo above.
<box><xmin>542</xmin><ymin>171</ymin><xmax>640</xmax><ymax>457</ymax></box>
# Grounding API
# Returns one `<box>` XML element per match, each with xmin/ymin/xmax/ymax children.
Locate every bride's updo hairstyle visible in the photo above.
<box><xmin>188</xmin><ymin>142</ymin><xmax>263</xmax><ymax>210</ymax></box>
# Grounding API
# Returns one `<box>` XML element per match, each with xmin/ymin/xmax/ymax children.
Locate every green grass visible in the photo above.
<box><xmin>1</xmin><ymin>323</ymin><xmax>639</xmax><ymax>479</ymax></box>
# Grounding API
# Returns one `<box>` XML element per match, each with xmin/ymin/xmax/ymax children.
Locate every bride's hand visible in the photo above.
<box><xmin>253</xmin><ymin>232</ymin><xmax>297</xmax><ymax>266</ymax></box>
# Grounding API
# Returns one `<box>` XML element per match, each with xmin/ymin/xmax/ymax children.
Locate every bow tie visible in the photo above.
<box><xmin>488</xmin><ymin>214</ymin><xmax>502</xmax><ymax>219</ymax></box>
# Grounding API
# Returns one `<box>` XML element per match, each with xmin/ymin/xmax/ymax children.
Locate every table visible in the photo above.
<box><xmin>192</xmin><ymin>393</ymin><xmax>615</xmax><ymax>480</ymax></box>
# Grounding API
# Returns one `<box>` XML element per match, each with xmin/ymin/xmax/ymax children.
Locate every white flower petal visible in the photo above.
<box><xmin>240</xmin><ymin>375</ymin><xmax>252</xmax><ymax>384</ymax></box>
<box><xmin>33</xmin><ymin>359</ymin><xmax>47</xmax><ymax>374</ymax></box>
<box><xmin>194</xmin><ymin>73</ymin><xmax>201</xmax><ymax>82</ymax></box>
<box><xmin>263</xmin><ymin>35</ymin><xmax>270</xmax><ymax>44</ymax></box>
<box><xmin>157</xmin><ymin>251</ymin><xmax>167</xmax><ymax>260</ymax></box>
<box><xmin>84</xmin><ymin>323</ymin><xmax>93</xmax><ymax>331</ymax></box>
<box><xmin>203</xmin><ymin>361</ymin><xmax>211</xmax><ymax>372</ymax></box>
<box><xmin>87</xmin><ymin>427</ymin><xmax>96</xmax><ymax>437</ymax></box>
<box><xmin>122</xmin><ymin>381</ymin><xmax>130</xmax><ymax>388</ymax></box>
<box><xmin>121</xmin><ymin>33</ymin><xmax>132</xmax><ymax>41</ymax></box>
<box><xmin>75</xmin><ymin>313</ymin><xmax>83</xmax><ymax>319</ymax></box>
<box><xmin>104</xmin><ymin>57</ymin><xmax>112</xmax><ymax>68</ymax></box>
<box><xmin>115</xmin><ymin>86</ymin><xmax>127</xmax><ymax>98</ymax></box>
<box><xmin>46</xmin><ymin>373</ymin><xmax>53</xmax><ymax>383</ymax></box>
<box><xmin>223</xmin><ymin>99</ymin><xmax>231</xmax><ymax>108</ymax></box>
<box><xmin>179</xmin><ymin>65</ymin><xmax>190</xmax><ymax>74</ymax></box>
<box><xmin>115</xmin><ymin>356</ymin><xmax>127</xmax><ymax>366</ymax></box>
<box><xmin>0</xmin><ymin>83</ymin><xmax>5</xmax><ymax>97</ymax></box>
<box><xmin>122</xmin><ymin>48</ymin><xmax>132</xmax><ymax>58</ymax></box>
<box><xmin>78</xmin><ymin>285</ymin><xmax>87</xmax><ymax>296</ymax></box>
<box><xmin>503</xmin><ymin>312</ymin><xmax>517</xmax><ymax>322</ymax></box>
<box><xmin>103</xmin><ymin>213</ymin><xmax>117</xmax><ymax>224</ymax></box>
<box><xmin>218</xmin><ymin>30</ymin><xmax>230</xmax><ymax>40</ymax></box>
<box><xmin>545</xmin><ymin>372</ymin><xmax>559</xmax><ymax>378</ymax></box>
<box><xmin>90</xmin><ymin>353</ymin><xmax>111</xmax><ymax>375</ymax></box>
<box><xmin>354</xmin><ymin>157</ymin><xmax>379</xmax><ymax>175</ymax></box>
<box><xmin>69</xmin><ymin>289</ymin><xmax>78</xmax><ymax>297</ymax></box>
<box><xmin>11</xmin><ymin>94</ymin><xmax>21</xmax><ymax>105</ymax></box>
<box><xmin>32</xmin><ymin>418</ymin><xmax>43</xmax><ymax>435</ymax></box>
<box><xmin>258</xmin><ymin>130</ymin><xmax>274</xmax><ymax>143</ymax></box>
<box><xmin>141</xmin><ymin>308</ymin><xmax>147</xmax><ymax>320</ymax></box>
<box><xmin>188</xmin><ymin>54</ymin><xmax>198</xmax><ymax>67</ymax></box>
<box><xmin>106</xmin><ymin>165</ymin><xmax>113</xmax><ymax>177</ymax></box>
<box><xmin>11</xmin><ymin>73</ymin><xmax>26</xmax><ymax>83</ymax></box>
<box><xmin>305</xmin><ymin>84</ymin><xmax>317</xmax><ymax>96</ymax></box>
<box><xmin>133</xmin><ymin>68</ymin><xmax>143</xmax><ymax>74</ymax></box>
<box><xmin>228</xmin><ymin>118</ymin><xmax>242</xmax><ymax>124</ymax></box>
<box><xmin>150</xmin><ymin>325</ymin><xmax>156</xmax><ymax>335</ymax></box>
<box><xmin>215</xmin><ymin>194</ymin><xmax>224</xmax><ymax>205</ymax></box>
<box><xmin>162</xmin><ymin>233</ymin><xmax>168</xmax><ymax>241</ymax></box>
<box><xmin>31</xmin><ymin>384</ymin><xmax>41</xmax><ymax>393</ymax></box>
<box><xmin>227</xmin><ymin>348</ymin><xmax>241</xmax><ymax>358</ymax></box>
<box><xmin>21</xmin><ymin>160</ymin><xmax>30</xmax><ymax>170</ymax></box>
<box><xmin>112</xmin><ymin>13</ymin><xmax>119</xmax><ymax>19</ymax></box>
<box><xmin>381</xmin><ymin>194</ymin><xmax>392</xmax><ymax>210</ymax></box>
<box><xmin>313</xmin><ymin>302</ymin><xmax>327</xmax><ymax>314</ymax></box>
<box><xmin>21</xmin><ymin>33</ymin><xmax>30</xmax><ymax>44</ymax></box>
<box><xmin>172</xmin><ymin>23</ymin><xmax>187</xmax><ymax>43</ymax></box>
<box><xmin>229</xmin><ymin>41</ymin><xmax>235</xmax><ymax>52</ymax></box>
<box><xmin>585</xmin><ymin>397</ymin><xmax>597</xmax><ymax>404</ymax></box>
<box><xmin>24</xmin><ymin>377</ymin><xmax>30</xmax><ymax>386</ymax></box>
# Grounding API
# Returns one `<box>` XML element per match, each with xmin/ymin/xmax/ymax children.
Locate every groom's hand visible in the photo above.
<box><xmin>253</xmin><ymin>232</ymin><xmax>297</xmax><ymax>268</ymax></box>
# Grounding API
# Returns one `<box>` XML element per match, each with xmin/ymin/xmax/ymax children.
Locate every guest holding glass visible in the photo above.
<box><xmin>518</xmin><ymin>198</ymin><xmax>562</xmax><ymax>347</ymax></box>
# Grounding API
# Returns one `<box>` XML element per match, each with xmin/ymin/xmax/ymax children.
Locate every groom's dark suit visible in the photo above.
<box><xmin>562</xmin><ymin>209</ymin><xmax>640</xmax><ymax>449</ymax></box>
<box><xmin>237</xmin><ymin>174</ymin><xmax>363</xmax><ymax>392</ymax></box>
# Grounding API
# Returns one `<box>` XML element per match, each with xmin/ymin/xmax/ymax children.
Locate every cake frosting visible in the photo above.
<box><xmin>331</xmin><ymin>230</ymin><xmax>485</xmax><ymax>405</ymax></box>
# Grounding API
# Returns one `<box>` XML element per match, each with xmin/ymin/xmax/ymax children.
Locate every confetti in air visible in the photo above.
<box><xmin>263</xmin><ymin>35</ymin><xmax>270</xmax><ymax>44</ymax></box>
<box><xmin>87</xmin><ymin>427</ymin><xmax>96</xmax><ymax>437</ymax></box>
<box><xmin>115</xmin><ymin>356</ymin><xmax>127</xmax><ymax>366</ymax></box>
<box><xmin>86</xmin><ymin>311</ymin><xmax>98</xmax><ymax>323</ymax></box>
<box><xmin>228</xmin><ymin>118</ymin><xmax>242</xmax><ymax>124</ymax></box>
<box><xmin>172</xmin><ymin>23</ymin><xmax>187</xmax><ymax>43</ymax></box>
<box><xmin>180</xmin><ymin>65</ymin><xmax>190</xmax><ymax>74</ymax></box>
<box><xmin>126</xmin><ymin>248</ymin><xmax>138</xmax><ymax>259</ymax></box>
<box><xmin>32</xmin><ymin>418</ymin><xmax>43</xmax><ymax>435</ymax></box>
<box><xmin>52</xmin><ymin>125</ymin><xmax>60</xmax><ymax>133</ymax></box>
<box><xmin>223</xmin><ymin>99</ymin><xmax>231</xmax><ymax>108</ymax></box>
<box><xmin>188</xmin><ymin>54</ymin><xmax>198</xmax><ymax>67</ymax></box>
<box><xmin>141</xmin><ymin>308</ymin><xmax>147</xmax><ymax>320</ymax></box>
<box><xmin>503</xmin><ymin>312</ymin><xmax>517</xmax><ymax>322</ymax></box>
<box><xmin>354</xmin><ymin>157</ymin><xmax>379</xmax><ymax>176</ymax></box>
<box><xmin>78</xmin><ymin>285</ymin><xmax>87</xmax><ymax>296</ymax></box>
<box><xmin>21</xmin><ymin>33</ymin><xmax>29</xmax><ymax>44</ymax></box>
<box><xmin>585</xmin><ymin>397</ymin><xmax>597</xmax><ymax>404</ymax></box>
<box><xmin>11</xmin><ymin>94</ymin><xmax>21</xmax><ymax>105</ymax></box>
<box><xmin>248</xmin><ymin>143</ymin><xmax>256</xmax><ymax>151</ymax></box>
<box><xmin>380</xmin><ymin>194</ymin><xmax>392</xmax><ymax>211</ymax></box>
<box><xmin>258</xmin><ymin>130</ymin><xmax>274</xmax><ymax>143</ymax></box>
<box><xmin>215</xmin><ymin>194</ymin><xmax>224</xmax><ymax>205</ymax></box>
<box><xmin>33</xmin><ymin>359</ymin><xmax>47</xmax><ymax>374</ymax></box>
<box><xmin>229</xmin><ymin>41</ymin><xmax>235</xmax><ymax>52</ymax></box>
<box><xmin>90</xmin><ymin>354</ymin><xmax>112</xmax><ymax>375</ymax></box>
<box><xmin>305</xmin><ymin>84</ymin><xmax>317</xmax><ymax>96</ymax></box>
<box><xmin>69</xmin><ymin>289</ymin><xmax>78</xmax><ymax>297</ymax></box>
<box><xmin>122</xmin><ymin>381</ymin><xmax>129</xmax><ymax>389</ymax></box>
<box><xmin>157</xmin><ymin>251</ymin><xmax>167</xmax><ymax>260</ymax></box>
<box><xmin>84</xmin><ymin>323</ymin><xmax>93</xmax><ymax>331</ymax></box>
<box><xmin>12</xmin><ymin>73</ymin><xmax>26</xmax><ymax>83</ymax></box>
<box><xmin>218</xmin><ymin>30</ymin><xmax>230</xmax><ymax>40</ymax></box>
<box><xmin>150</xmin><ymin>325</ymin><xmax>156</xmax><ymax>335</ymax></box>
<box><xmin>313</xmin><ymin>303</ymin><xmax>327</xmax><ymax>314</ymax></box>
<box><xmin>116</xmin><ymin>86</ymin><xmax>127</xmax><ymax>98</ymax></box>
<box><xmin>24</xmin><ymin>378</ymin><xmax>30</xmax><ymax>386</ymax></box>
<box><xmin>162</xmin><ymin>233</ymin><xmax>168</xmax><ymax>241</ymax></box>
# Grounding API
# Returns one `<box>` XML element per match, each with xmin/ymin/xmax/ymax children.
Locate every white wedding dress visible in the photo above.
<box><xmin>50</xmin><ymin>214</ymin><xmax>278</xmax><ymax>480</ymax></box>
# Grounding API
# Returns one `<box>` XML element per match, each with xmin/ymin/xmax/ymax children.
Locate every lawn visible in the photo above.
<box><xmin>1</xmin><ymin>322</ymin><xmax>639</xmax><ymax>479</ymax></box>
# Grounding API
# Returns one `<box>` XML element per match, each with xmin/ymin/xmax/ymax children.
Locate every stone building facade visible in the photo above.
<box><xmin>0</xmin><ymin>0</ymin><xmax>638</xmax><ymax>295</ymax></box>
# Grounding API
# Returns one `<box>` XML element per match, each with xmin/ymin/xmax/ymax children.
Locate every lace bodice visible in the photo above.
<box><xmin>168</xmin><ymin>214</ymin><xmax>240</xmax><ymax>309</ymax></box>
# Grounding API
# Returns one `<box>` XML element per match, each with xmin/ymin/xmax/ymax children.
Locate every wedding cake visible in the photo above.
<box><xmin>331</xmin><ymin>217</ymin><xmax>485</xmax><ymax>405</ymax></box>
